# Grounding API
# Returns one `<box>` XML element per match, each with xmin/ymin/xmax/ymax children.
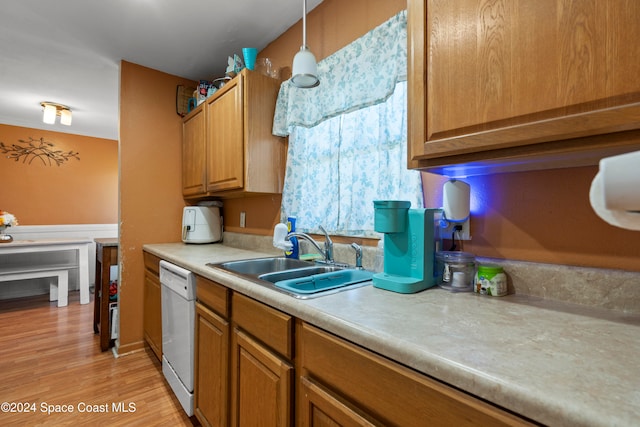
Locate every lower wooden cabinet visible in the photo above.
<box><xmin>231</xmin><ymin>329</ymin><xmax>293</xmax><ymax>426</ymax></box>
<box><xmin>142</xmin><ymin>252</ymin><xmax>162</xmax><ymax>360</ymax></box>
<box><xmin>194</xmin><ymin>275</ymin><xmax>231</xmax><ymax>427</ymax></box>
<box><xmin>186</xmin><ymin>273</ymin><xmax>533</xmax><ymax>427</ymax></box>
<box><xmin>297</xmin><ymin>322</ymin><xmax>533</xmax><ymax>427</ymax></box>
<box><xmin>231</xmin><ymin>293</ymin><xmax>294</xmax><ymax>427</ymax></box>
<box><xmin>195</xmin><ymin>302</ymin><xmax>229</xmax><ymax>427</ymax></box>
<box><xmin>299</xmin><ymin>375</ymin><xmax>379</xmax><ymax>427</ymax></box>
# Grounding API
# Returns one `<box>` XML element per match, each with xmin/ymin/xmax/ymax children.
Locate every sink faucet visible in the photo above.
<box><xmin>350</xmin><ymin>243</ymin><xmax>363</xmax><ymax>269</ymax></box>
<box><xmin>286</xmin><ymin>225</ymin><xmax>334</xmax><ymax>263</ymax></box>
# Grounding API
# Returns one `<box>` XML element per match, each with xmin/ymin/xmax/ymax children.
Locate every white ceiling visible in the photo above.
<box><xmin>0</xmin><ymin>0</ymin><xmax>322</xmax><ymax>141</ymax></box>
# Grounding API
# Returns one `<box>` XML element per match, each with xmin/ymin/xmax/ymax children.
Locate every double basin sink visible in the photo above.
<box><xmin>209</xmin><ymin>257</ymin><xmax>373</xmax><ymax>299</ymax></box>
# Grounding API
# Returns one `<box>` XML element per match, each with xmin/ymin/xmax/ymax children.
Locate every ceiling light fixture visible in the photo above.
<box><xmin>40</xmin><ymin>102</ymin><xmax>72</xmax><ymax>126</ymax></box>
<box><xmin>291</xmin><ymin>0</ymin><xmax>319</xmax><ymax>88</ymax></box>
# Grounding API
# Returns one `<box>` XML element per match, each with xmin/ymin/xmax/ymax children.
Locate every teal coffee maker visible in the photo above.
<box><xmin>372</xmin><ymin>201</ymin><xmax>441</xmax><ymax>293</ymax></box>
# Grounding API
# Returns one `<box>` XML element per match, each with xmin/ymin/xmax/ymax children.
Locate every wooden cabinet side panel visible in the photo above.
<box><xmin>231</xmin><ymin>328</ymin><xmax>293</xmax><ymax>427</ymax></box>
<box><xmin>243</xmin><ymin>71</ymin><xmax>286</xmax><ymax>194</ymax></box>
<box><xmin>195</xmin><ymin>303</ymin><xmax>229</xmax><ymax>427</ymax></box>
<box><xmin>300</xmin><ymin>323</ymin><xmax>532</xmax><ymax>427</ymax></box>
<box><xmin>207</xmin><ymin>77</ymin><xmax>245</xmax><ymax>192</ymax></box>
<box><xmin>182</xmin><ymin>106</ymin><xmax>207</xmax><ymax>197</ymax></box>
<box><xmin>407</xmin><ymin>0</ymin><xmax>427</xmax><ymax>168</ymax></box>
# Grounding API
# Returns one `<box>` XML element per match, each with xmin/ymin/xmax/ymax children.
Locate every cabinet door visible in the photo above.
<box><xmin>299</xmin><ymin>376</ymin><xmax>379</xmax><ymax>427</ymax></box>
<box><xmin>408</xmin><ymin>0</ymin><xmax>640</xmax><ymax>170</ymax></box>
<box><xmin>182</xmin><ymin>105</ymin><xmax>207</xmax><ymax>197</ymax></box>
<box><xmin>231</xmin><ymin>328</ymin><xmax>293</xmax><ymax>427</ymax></box>
<box><xmin>300</xmin><ymin>323</ymin><xmax>532</xmax><ymax>426</ymax></box>
<box><xmin>207</xmin><ymin>75</ymin><xmax>245</xmax><ymax>192</ymax></box>
<box><xmin>143</xmin><ymin>271</ymin><xmax>162</xmax><ymax>360</ymax></box>
<box><xmin>195</xmin><ymin>303</ymin><xmax>229</xmax><ymax>427</ymax></box>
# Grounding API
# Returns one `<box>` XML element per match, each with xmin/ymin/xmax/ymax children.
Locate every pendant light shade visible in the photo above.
<box><xmin>291</xmin><ymin>0</ymin><xmax>319</xmax><ymax>88</ymax></box>
<box><xmin>42</xmin><ymin>103</ymin><xmax>57</xmax><ymax>124</ymax></box>
<box><xmin>291</xmin><ymin>47</ymin><xmax>319</xmax><ymax>88</ymax></box>
<box><xmin>60</xmin><ymin>108</ymin><xmax>72</xmax><ymax>126</ymax></box>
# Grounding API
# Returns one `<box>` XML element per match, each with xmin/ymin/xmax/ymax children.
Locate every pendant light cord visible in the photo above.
<box><xmin>302</xmin><ymin>0</ymin><xmax>307</xmax><ymax>48</ymax></box>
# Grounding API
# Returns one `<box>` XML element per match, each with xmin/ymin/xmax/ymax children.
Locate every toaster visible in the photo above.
<box><xmin>182</xmin><ymin>206</ymin><xmax>222</xmax><ymax>244</ymax></box>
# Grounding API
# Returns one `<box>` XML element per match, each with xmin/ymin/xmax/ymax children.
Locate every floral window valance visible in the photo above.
<box><xmin>272</xmin><ymin>10</ymin><xmax>407</xmax><ymax>137</ymax></box>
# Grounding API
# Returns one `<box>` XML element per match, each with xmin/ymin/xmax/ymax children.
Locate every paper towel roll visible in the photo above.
<box><xmin>589</xmin><ymin>151</ymin><xmax>640</xmax><ymax>231</ymax></box>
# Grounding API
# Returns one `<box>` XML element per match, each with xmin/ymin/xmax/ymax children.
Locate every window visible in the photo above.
<box><xmin>281</xmin><ymin>81</ymin><xmax>422</xmax><ymax>236</ymax></box>
<box><xmin>273</xmin><ymin>11</ymin><xmax>421</xmax><ymax>236</ymax></box>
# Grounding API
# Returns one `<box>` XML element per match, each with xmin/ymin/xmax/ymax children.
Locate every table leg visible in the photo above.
<box><xmin>78</xmin><ymin>244</ymin><xmax>90</xmax><ymax>304</ymax></box>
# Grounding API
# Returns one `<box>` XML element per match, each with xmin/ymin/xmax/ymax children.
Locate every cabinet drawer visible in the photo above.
<box><xmin>232</xmin><ymin>293</ymin><xmax>293</xmax><ymax>359</ymax></box>
<box><xmin>299</xmin><ymin>323</ymin><xmax>532</xmax><ymax>427</ymax></box>
<box><xmin>196</xmin><ymin>275</ymin><xmax>230</xmax><ymax>319</ymax></box>
<box><xmin>143</xmin><ymin>251</ymin><xmax>161</xmax><ymax>276</ymax></box>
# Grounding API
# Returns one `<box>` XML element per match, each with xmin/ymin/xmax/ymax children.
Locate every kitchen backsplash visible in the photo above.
<box><xmin>221</xmin><ymin>232</ymin><xmax>640</xmax><ymax>315</ymax></box>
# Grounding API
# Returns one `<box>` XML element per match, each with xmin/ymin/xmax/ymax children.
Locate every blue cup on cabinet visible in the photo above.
<box><xmin>187</xmin><ymin>97</ymin><xmax>197</xmax><ymax>112</ymax></box>
<box><xmin>242</xmin><ymin>48</ymin><xmax>258</xmax><ymax>70</ymax></box>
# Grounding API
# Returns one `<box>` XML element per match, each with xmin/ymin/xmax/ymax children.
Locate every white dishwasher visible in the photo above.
<box><xmin>159</xmin><ymin>260</ymin><xmax>196</xmax><ymax>416</ymax></box>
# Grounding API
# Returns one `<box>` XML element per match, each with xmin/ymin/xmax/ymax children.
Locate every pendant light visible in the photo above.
<box><xmin>291</xmin><ymin>0</ymin><xmax>319</xmax><ymax>88</ymax></box>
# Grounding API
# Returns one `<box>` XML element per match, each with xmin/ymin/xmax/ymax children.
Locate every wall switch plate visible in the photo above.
<box><xmin>240</xmin><ymin>211</ymin><xmax>246</xmax><ymax>228</ymax></box>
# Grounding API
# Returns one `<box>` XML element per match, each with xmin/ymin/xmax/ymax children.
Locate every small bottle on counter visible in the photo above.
<box><xmin>475</xmin><ymin>264</ymin><xmax>507</xmax><ymax>296</ymax></box>
<box><xmin>285</xmin><ymin>216</ymin><xmax>299</xmax><ymax>259</ymax></box>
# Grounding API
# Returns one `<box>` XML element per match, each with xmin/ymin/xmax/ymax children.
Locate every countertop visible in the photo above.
<box><xmin>144</xmin><ymin>242</ymin><xmax>640</xmax><ymax>427</ymax></box>
<box><xmin>95</xmin><ymin>238</ymin><xmax>118</xmax><ymax>247</ymax></box>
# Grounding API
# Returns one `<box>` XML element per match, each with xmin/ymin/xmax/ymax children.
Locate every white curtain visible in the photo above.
<box><xmin>281</xmin><ymin>81</ymin><xmax>423</xmax><ymax>237</ymax></box>
<box><xmin>273</xmin><ymin>11</ymin><xmax>408</xmax><ymax>136</ymax></box>
<box><xmin>275</xmin><ymin>11</ymin><xmax>423</xmax><ymax>237</ymax></box>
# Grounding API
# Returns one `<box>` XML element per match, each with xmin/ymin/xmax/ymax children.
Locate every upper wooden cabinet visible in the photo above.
<box><xmin>182</xmin><ymin>69</ymin><xmax>286</xmax><ymax>198</ymax></box>
<box><xmin>206</xmin><ymin>76</ymin><xmax>245</xmax><ymax>192</ymax></box>
<box><xmin>407</xmin><ymin>0</ymin><xmax>640</xmax><ymax>175</ymax></box>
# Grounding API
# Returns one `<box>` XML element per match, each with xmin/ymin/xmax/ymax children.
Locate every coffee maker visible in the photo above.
<box><xmin>372</xmin><ymin>201</ymin><xmax>442</xmax><ymax>293</ymax></box>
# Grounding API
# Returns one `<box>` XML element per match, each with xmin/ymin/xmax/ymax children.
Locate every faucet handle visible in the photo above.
<box><xmin>318</xmin><ymin>225</ymin><xmax>334</xmax><ymax>262</ymax></box>
<box><xmin>350</xmin><ymin>242</ymin><xmax>363</xmax><ymax>269</ymax></box>
<box><xmin>318</xmin><ymin>225</ymin><xmax>332</xmax><ymax>244</ymax></box>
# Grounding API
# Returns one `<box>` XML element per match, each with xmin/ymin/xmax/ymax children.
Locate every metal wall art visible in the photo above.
<box><xmin>0</xmin><ymin>137</ymin><xmax>80</xmax><ymax>166</ymax></box>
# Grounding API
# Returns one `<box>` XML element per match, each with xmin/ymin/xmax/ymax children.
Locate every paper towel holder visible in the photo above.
<box><xmin>589</xmin><ymin>150</ymin><xmax>640</xmax><ymax>231</ymax></box>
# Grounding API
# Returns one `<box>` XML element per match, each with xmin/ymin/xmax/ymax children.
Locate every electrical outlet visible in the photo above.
<box><xmin>240</xmin><ymin>211</ymin><xmax>246</xmax><ymax>228</ymax></box>
<box><xmin>440</xmin><ymin>218</ymin><xmax>471</xmax><ymax>241</ymax></box>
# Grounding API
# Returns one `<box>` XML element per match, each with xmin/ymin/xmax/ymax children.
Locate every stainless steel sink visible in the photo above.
<box><xmin>208</xmin><ymin>256</ymin><xmax>372</xmax><ymax>299</ymax></box>
<box><xmin>215</xmin><ymin>257</ymin><xmax>313</xmax><ymax>276</ymax></box>
<box><xmin>258</xmin><ymin>265</ymin><xmax>344</xmax><ymax>283</ymax></box>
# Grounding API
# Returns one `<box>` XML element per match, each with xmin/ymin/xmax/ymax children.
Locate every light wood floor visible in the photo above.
<box><xmin>0</xmin><ymin>291</ymin><xmax>196</xmax><ymax>426</ymax></box>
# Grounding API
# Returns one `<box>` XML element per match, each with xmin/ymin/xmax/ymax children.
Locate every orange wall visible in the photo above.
<box><xmin>0</xmin><ymin>124</ymin><xmax>117</xmax><ymax>224</ymax></box>
<box><xmin>118</xmin><ymin>61</ymin><xmax>192</xmax><ymax>353</ymax></box>
<box><xmin>424</xmin><ymin>168</ymin><xmax>640</xmax><ymax>272</ymax></box>
<box><xmin>226</xmin><ymin>0</ymin><xmax>640</xmax><ymax>272</ymax></box>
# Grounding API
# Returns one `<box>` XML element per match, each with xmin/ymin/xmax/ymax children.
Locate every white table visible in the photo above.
<box><xmin>0</xmin><ymin>238</ymin><xmax>92</xmax><ymax>306</ymax></box>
